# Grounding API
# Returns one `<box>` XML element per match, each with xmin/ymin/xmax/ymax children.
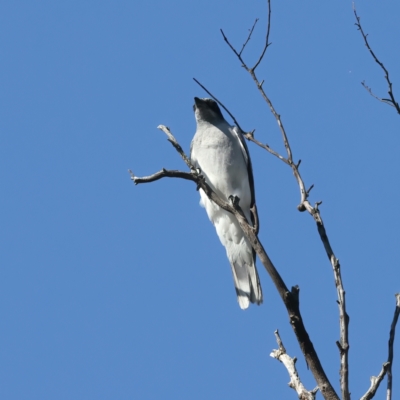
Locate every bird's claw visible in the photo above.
<box><xmin>229</xmin><ymin>195</ymin><xmax>241</xmax><ymax>207</ymax></box>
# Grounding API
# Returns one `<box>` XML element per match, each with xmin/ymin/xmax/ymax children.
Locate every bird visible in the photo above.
<box><xmin>190</xmin><ymin>97</ymin><xmax>262</xmax><ymax>309</ymax></box>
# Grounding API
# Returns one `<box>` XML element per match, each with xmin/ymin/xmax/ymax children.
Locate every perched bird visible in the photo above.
<box><xmin>190</xmin><ymin>97</ymin><xmax>262</xmax><ymax>309</ymax></box>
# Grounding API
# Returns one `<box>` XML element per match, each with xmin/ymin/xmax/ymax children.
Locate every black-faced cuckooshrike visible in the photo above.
<box><xmin>190</xmin><ymin>97</ymin><xmax>262</xmax><ymax>309</ymax></box>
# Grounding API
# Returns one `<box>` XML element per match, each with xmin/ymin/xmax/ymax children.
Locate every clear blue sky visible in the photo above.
<box><xmin>0</xmin><ymin>1</ymin><xmax>399</xmax><ymax>399</ymax></box>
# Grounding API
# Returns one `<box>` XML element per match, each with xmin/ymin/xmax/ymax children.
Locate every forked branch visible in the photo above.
<box><xmin>353</xmin><ymin>4</ymin><xmax>400</xmax><ymax>114</ymax></box>
<box><xmin>270</xmin><ymin>330</ymin><xmax>318</xmax><ymax>400</ymax></box>
<box><xmin>360</xmin><ymin>362</ymin><xmax>390</xmax><ymax>400</ymax></box>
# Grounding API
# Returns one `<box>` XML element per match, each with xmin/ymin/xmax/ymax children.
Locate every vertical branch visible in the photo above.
<box><xmin>387</xmin><ymin>293</ymin><xmax>400</xmax><ymax>400</ymax></box>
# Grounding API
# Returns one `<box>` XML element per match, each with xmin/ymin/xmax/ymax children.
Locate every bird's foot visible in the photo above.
<box><xmin>228</xmin><ymin>195</ymin><xmax>241</xmax><ymax>208</ymax></box>
<box><xmin>192</xmin><ymin>168</ymin><xmax>205</xmax><ymax>191</ymax></box>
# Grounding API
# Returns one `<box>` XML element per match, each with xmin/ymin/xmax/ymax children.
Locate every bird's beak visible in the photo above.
<box><xmin>193</xmin><ymin>97</ymin><xmax>201</xmax><ymax>111</ymax></box>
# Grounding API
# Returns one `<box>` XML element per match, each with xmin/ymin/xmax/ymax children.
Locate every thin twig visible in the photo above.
<box><xmin>360</xmin><ymin>362</ymin><xmax>390</xmax><ymax>400</ymax></box>
<box><xmin>132</xmin><ymin>126</ymin><xmax>338</xmax><ymax>400</ymax></box>
<box><xmin>270</xmin><ymin>330</ymin><xmax>318</xmax><ymax>400</ymax></box>
<box><xmin>387</xmin><ymin>293</ymin><xmax>400</xmax><ymax>400</ymax></box>
<box><xmin>129</xmin><ymin>168</ymin><xmax>196</xmax><ymax>185</ymax></box>
<box><xmin>157</xmin><ymin>125</ymin><xmax>194</xmax><ymax>171</ymax></box>
<box><xmin>220</xmin><ymin>29</ymin><xmax>246</xmax><ymax>68</ymax></box>
<box><xmin>361</xmin><ymin>81</ymin><xmax>396</xmax><ymax>107</ymax></box>
<box><xmin>220</xmin><ymin>0</ymin><xmax>272</xmax><ymax>73</ymax></box>
<box><xmin>244</xmin><ymin>132</ymin><xmax>290</xmax><ymax>165</ymax></box>
<box><xmin>251</xmin><ymin>0</ymin><xmax>272</xmax><ymax>71</ymax></box>
<box><xmin>353</xmin><ymin>3</ymin><xmax>400</xmax><ymax>114</ymax></box>
<box><xmin>239</xmin><ymin>18</ymin><xmax>259</xmax><ymax>56</ymax></box>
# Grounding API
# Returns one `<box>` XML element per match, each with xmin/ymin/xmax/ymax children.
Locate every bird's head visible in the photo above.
<box><xmin>193</xmin><ymin>97</ymin><xmax>224</xmax><ymax>123</ymax></box>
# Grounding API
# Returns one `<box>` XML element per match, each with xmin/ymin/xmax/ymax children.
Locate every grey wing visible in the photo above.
<box><xmin>232</xmin><ymin>126</ymin><xmax>256</xmax><ymax>210</ymax></box>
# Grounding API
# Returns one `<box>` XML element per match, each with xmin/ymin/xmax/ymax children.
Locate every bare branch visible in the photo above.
<box><xmin>220</xmin><ymin>6</ymin><xmax>347</xmax><ymax>399</ymax></box>
<box><xmin>360</xmin><ymin>362</ymin><xmax>390</xmax><ymax>400</ymax></box>
<box><xmin>132</xmin><ymin>127</ymin><xmax>339</xmax><ymax>400</ymax></box>
<box><xmin>306</xmin><ymin>184</ymin><xmax>314</xmax><ymax>196</ymax></box>
<box><xmin>353</xmin><ymin>3</ymin><xmax>400</xmax><ymax>114</ymax></box>
<box><xmin>361</xmin><ymin>81</ymin><xmax>397</xmax><ymax>107</ymax></box>
<box><xmin>334</xmin><ymin>259</ymin><xmax>350</xmax><ymax>400</ymax></box>
<box><xmin>386</xmin><ymin>293</ymin><xmax>400</xmax><ymax>400</ymax></box>
<box><xmin>128</xmin><ymin>124</ymin><xmax>199</xmax><ymax>186</ymax></box>
<box><xmin>270</xmin><ymin>330</ymin><xmax>318</xmax><ymax>400</ymax></box>
<box><xmin>129</xmin><ymin>168</ymin><xmax>196</xmax><ymax>185</ymax></box>
<box><xmin>251</xmin><ymin>0</ymin><xmax>272</xmax><ymax>72</ymax></box>
<box><xmin>220</xmin><ymin>0</ymin><xmax>272</xmax><ymax>73</ymax></box>
<box><xmin>244</xmin><ymin>132</ymin><xmax>290</xmax><ymax>165</ymax></box>
<box><xmin>239</xmin><ymin>18</ymin><xmax>259</xmax><ymax>56</ymax></box>
<box><xmin>157</xmin><ymin>125</ymin><xmax>194</xmax><ymax>171</ymax></box>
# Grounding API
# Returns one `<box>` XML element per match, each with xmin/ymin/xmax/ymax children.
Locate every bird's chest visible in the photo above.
<box><xmin>192</xmin><ymin>126</ymin><xmax>248</xmax><ymax>193</ymax></box>
<box><xmin>194</xmin><ymin>127</ymin><xmax>237</xmax><ymax>169</ymax></box>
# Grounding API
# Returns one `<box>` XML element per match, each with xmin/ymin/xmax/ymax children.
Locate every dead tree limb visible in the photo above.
<box><xmin>386</xmin><ymin>293</ymin><xmax>400</xmax><ymax>400</ymax></box>
<box><xmin>360</xmin><ymin>363</ymin><xmax>390</xmax><ymax>400</ymax></box>
<box><xmin>353</xmin><ymin>4</ymin><xmax>400</xmax><ymax>114</ymax></box>
<box><xmin>270</xmin><ymin>330</ymin><xmax>318</xmax><ymax>400</ymax></box>
<box><xmin>131</xmin><ymin>125</ymin><xmax>339</xmax><ymax>400</ymax></box>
